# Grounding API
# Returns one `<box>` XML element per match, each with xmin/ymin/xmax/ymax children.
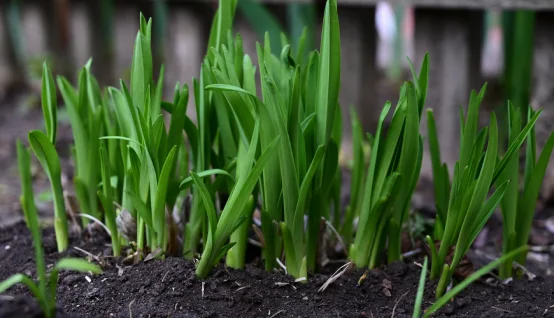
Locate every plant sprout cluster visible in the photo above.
<box><xmin>2</xmin><ymin>0</ymin><xmax>553</xmax><ymax>317</ymax></box>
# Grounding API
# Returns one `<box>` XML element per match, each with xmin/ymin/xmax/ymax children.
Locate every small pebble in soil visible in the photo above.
<box><xmin>168</xmin><ymin>289</ymin><xmax>184</xmax><ymax>297</ymax></box>
<box><xmin>248</xmin><ymin>267</ymin><xmax>263</xmax><ymax>279</ymax></box>
<box><xmin>381</xmin><ymin>278</ymin><xmax>392</xmax><ymax>290</ymax></box>
<box><xmin>151</xmin><ymin>283</ymin><xmax>165</xmax><ymax>296</ymax></box>
<box><xmin>63</xmin><ymin>274</ymin><xmax>82</xmax><ymax>286</ymax></box>
<box><xmin>387</xmin><ymin>261</ymin><xmax>407</xmax><ymax>277</ymax></box>
<box><xmin>529</xmin><ymin>306</ymin><xmax>541</xmax><ymax>313</ymax></box>
<box><xmin>85</xmin><ymin>288</ymin><xmax>99</xmax><ymax>299</ymax></box>
<box><xmin>143</xmin><ymin>279</ymin><xmax>152</xmax><ymax>287</ymax></box>
<box><xmin>455</xmin><ymin>297</ymin><xmax>470</xmax><ymax>308</ymax></box>
<box><xmin>443</xmin><ymin>304</ymin><xmax>455</xmax><ymax>315</ymax></box>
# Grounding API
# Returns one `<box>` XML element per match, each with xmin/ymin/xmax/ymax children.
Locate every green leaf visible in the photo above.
<box><xmin>152</xmin><ymin>64</ymin><xmax>165</xmax><ymax>120</ymax></box>
<box><xmin>300</xmin><ymin>113</ymin><xmax>316</xmax><ymax>133</ymax></box>
<box><xmin>468</xmin><ymin>180</ymin><xmax>510</xmax><ymax>247</ymax></box>
<box><xmin>153</xmin><ymin>146</ymin><xmax>178</xmax><ymax>247</ymax></box>
<box><xmin>179</xmin><ymin>169</ymin><xmax>233</xmax><ymax>191</ymax></box>
<box><xmin>207</xmin><ymin>0</ymin><xmax>237</xmax><ymax>61</ymax></box>
<box><xmin>354</xmin><ymin>102</ymin><xmax>393</xmax><ymax>265</ymax></box>
<box><xmin>413</xmin><ymin>257</ymin><xmax>428</xmax><ymax>318</ymax></box>
<box><xmin>99</xmin><ymin>143</ymin><xmax>120</xmax><ymax>256</ymax></box>
<box><xmin>125</xmin><ymin>190</ymin><xmax>153</xmax><ymax>229</ymax></box>
<box><xmin>0</xmin><ymin>274</ymin><xmax>41</xmax><ymax>302</ymax></box>
<box><xmin>213</xmin><ymin>242</ymin><xmax>237</xmax><ymax>267</ymax></box>
<box><xmin>57</xmin><ymin>76</ymin><xmax>88</xmax><ymax>180</ymax></box>
<box><xmin>206</xmin><ymin>83</ymin><xmax>258</xmax><ymax>99</ymax></box>
<box><xmin>190</xmin><ymin>171</ymin><xmax>218</xmax><ymax>257</ymax></box>
<box><xmin>128</xmin><ymin>147</ymin><xmax>142</xmax><ymax>194</ymax></box>
<box><xmin>54</xmin><ymin>258</ymin><xmax>103</xmax><ymax>274</ymax></box>
<box><xmin>424</xmin><ymin>246</ymin><xmax>528</xmax><ymax>317</ymax></box>
<box><xmin>216</xmin><ymin>127</ymin><xmax>270</xmax><ymax>239</ymax></box>
<box><xmin>524</xmin><ymin>107</ymin><xmax>537</xmax><ymax>188</ymax></box>
<box><xmin>280</xmin><ymin>222</ymin><xmax>298</xmax><ymax>275</ymax></box>
<box><xmin>261</xmin><ymin>72</ymin><xmax>299</xmax><ymax>233</ymax></box>
<box><xmin>166</xmin><ymin>84</ymin><xmax>189</xmax><ymax>156</ymax></box>
<box><xmin>492</xmin><ymin>109</ymin><xmax>541</xmax><ymax>185</ymax></box>
<box><xmin>109</xmin><ymin>86</ymin><xmax>139</xmax><ymax>143</ymax></box>
<box><xmin>315</xmin><ymin>0</ymin><xmax>340</xmax><ymax>147</ymax></box>
<box><xmin>197</xmin><ymin>135</ymin><xmax>279</xmax><ymax>279</ymax></box>
<box><xmin>183</xmin><ymin>116</ymin><xmax>199</xmax><ymax>165</ymax></box>
<box><xmin>321</xmin><ymin>139</ymin><xmax>339</xmax><ymax>195</ymax></box>
<box><xmin>130</xmin><ymin>27</ymin><xmax>153</xmax><ymax>113</ymax></box>
<box><xmin>303</xmin><ymin>51</ymin><xmax>319</xmax><ymax>116</ymax></box>
<box><xmin>451</xmin><ymin>113</ymin><xmax>500</xmax><ymax>272</ymax></box>
<box><xmin>295</xmin><ymin>145</ymin><xmax>325</xmax><ymax>233</ymax></box>
<box><xmin>13</xmin><ymin>143</ymin><xmax>48</xmax><ymax>305</ymax></box>
<box><xmin>517</xmin><ymin>131</ymin><xmax>554</xmax><ymax>249</ymax></box>
<box><xmin>84</xmin><ymin>61</ymin><xmax>102</xmax><ymax>112</ymax></box>
<box><xmin>427</xmin><ymin>109</ymin><xmax>448</xmax><ymax>225</ymax></box>
<box><xmin>41</xmin><ymin>62</ymin><xmax>57</xmax><ymax>144</ymax></box>
<box><xmin>16</xmin><ymin>141</ymin><xmax>36</xmax><ymax>227</ymax></box>
<box><xmin>286</xmin><ymin>145</ymin><xmax>325</xmax><ymax>276</ymax></box>
<box><xmin>407</xmin><ymin>53</ymin><xmax>429</xmax><ymax>117</ymax></box>
<box><xmin>28</xmin><ymin>130</ymin><xmax>68</xmax><ymax>252</ymax></box>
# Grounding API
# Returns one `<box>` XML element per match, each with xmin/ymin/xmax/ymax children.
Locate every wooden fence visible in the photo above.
<box><xmin>1</xmin><ymin>0</ymin><xmax>554</xmax><ymax>193</ymax></box>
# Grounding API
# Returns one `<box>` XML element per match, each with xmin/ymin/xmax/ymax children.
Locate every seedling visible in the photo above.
<box><xmin>194</xmin><ymin>120</ymin><xmax>279</xmax><ymax>278</ymax></box>
<box><xmin>426</xmin><ymin>84</ymin><xmax>541</xmax><ymax>298</ymax></box>
<box><xmin>1</xmin><ymin>141</ymin><xmax>102</xmax><ymax>318</ymax></box>
<box><xmin>412</xmin><ymin>257</ymin><xmax>428</xmax><ymax>318</ymax></box>
<box><xmin>202</xmin><ymin>0</ymin><xmax>341</xmax><ymax>281</ymax></box>
<box><xmin>498</xmin><ymin>103</ymin><xmax>554</xmax><ymax>278</ymax></box>
<box><xmin>56</xmin><ymin>60</ymin><xmax>106</xmax><ymax>225</ymax></box>
<box><xmin>414</xmin><ymin>246</ymin><xmax>528</xmax><ymax>317</ymax></box>
<box><xmin>351</xmin><ymin>54</ymin><xmax>428</xmax><ymax>269</ymax></box>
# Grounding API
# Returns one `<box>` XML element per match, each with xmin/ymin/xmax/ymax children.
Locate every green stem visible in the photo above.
<box><xmin>261</xmin><ymin>209</ymin><xmax>277</xmax><ymax>271</ymax></box>
<box><xmin>341</xmin><ymin>206</ymin><xmax>354</xmax><ymax>249</ymax></box>
<box><xmin>433</xmin><ymin>217</ymin><xmax>445</xmax><ymax>241</ymax></box>
<box><xmin>435</xmin><ymin>264</ymin><xmax>450</xmax><ymax>299</ymax></box>
<box><xmin>368</xmin><ymin>221</ymin><xmax>387</xmax><ymax>269</ymax></box>
<box><xmin>52</xmin><ymin>178</ymin><xmax>69</xmax><ymax>252</ymax></box>
<box><xmin>387</xmin><ymin>219</ymin><xmax>402</xmax><ymax>263</ymax></box>
<box><xmin>195</xmin><ymin>240</ymin><xmax>216</xmax><ymax>279</ymax></box>
<box><xmin>226</xmin><ymin>196</ymin><xmax>254</xmax><ymax>269</ymax></box>
<box><xmin>183</xmin><ymin>211</ymin><xmax>203</xmax><ymax>259</ymax></box>
<box><xmin>136</xmin><ymin>217</ymin><xmax>145</xmax><ymax>257</ymax></box>
<box><xmin>425</xmin><ymin>236</ymin><xmax>440</xmax><ymax>280</ymax></box>
<box><xmin>195</xmin><ymin>240</ymin><xmax>222</xmax><ymax>279</ymax></box>
<box><xmin>306</xmin><ymin>190</ymin><xmax>322</xmax><ymax>272</ymax></box>
<box><xmin>500</xmin><ymin>232</ymin><xmax>517</xmax><ymax>279</ymax></box>
<box><xmin>16</xmin><ymin>141</ymin><xmax>47</xmax><ymax>304</ymax></box>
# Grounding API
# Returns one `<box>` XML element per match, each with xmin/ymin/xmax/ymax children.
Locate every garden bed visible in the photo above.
<box><xmin>1</xmin><ymin>102</ymin><xmax>554</xmax><ymax>317</ymax></box>
<box><xmin>2</xmin><ymin>213</ymin><xmax>554</xmax><ymax>318</ymax></box>
<box><xmin>2</xmin><ymin>1</ymin><xmax>554</xmax><ymax>315</ymax></box>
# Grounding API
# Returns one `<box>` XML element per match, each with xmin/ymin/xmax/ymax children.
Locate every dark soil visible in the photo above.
<box><xmin>1</xmin><ymin>221</ymin><xmax>554</xmax><ymax>318</ymax></box>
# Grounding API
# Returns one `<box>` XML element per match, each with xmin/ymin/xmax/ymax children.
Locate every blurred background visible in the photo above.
<box><xmin>0</xmin><ymin>0</ymin><xmax>552</xmax><ymax>223</ymax></box>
